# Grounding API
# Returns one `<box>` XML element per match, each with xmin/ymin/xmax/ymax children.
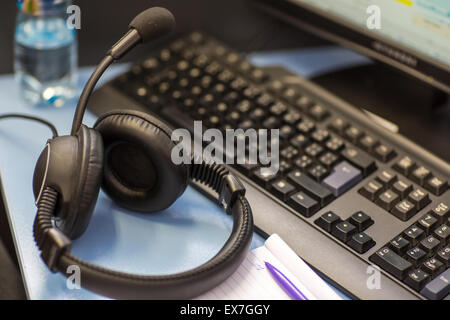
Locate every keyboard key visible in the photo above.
<box><xmin>218</xmin><ymin>69</ymin><xmax>236</xmax><ymax>84</ymax></box>
<box><xmin>253</xmin><ymin>169</ymin><xmax>278</xmax><ymax>188</ymax></box>
<box><xmin>393</xmin><ymin>156</ymin><xmax>416</xmax><ymax>176</ymax></box>
<box><xmin>437</xmin><ymin>246</ymin><xmax>450</xmax><ymax>267</ymax></box>
<box><xmin>269</xmin><ymin>102</ymin><xmax>288</xmax><ymax>116</ymax></box>
<box><xmin>341</xmin><ymin>147</ymin><xmax>377</xmax><ymax>177</ymax></box>
<box><xmin>391</xmin><ymin>179</ymin><xmax>413</xmax><ymax>199</ymax></box>
<box><xmin>430</xmin><ymin>202</ymin><xmax>450</xmax><ymax>224</ymax></box>
<box><xmin>359</xmin><ymin>180</ymin><xmax>383</xmax><ymax>201</ymax></box>
<box><xmin>315</xmin><ymin>212</ymin><xmax>342</xmax><ymax>232</ymax></box>
<box><xmin>282</xmin><ymin>87</ymin><xmax>298</xmax><ymax>102</ymax></box>
<box><xmin>425</xmin><ymin>176</ymin><xmax>449</xmax><ymax>196</ymax></box>
<box><xmin>344</xmin><ymin>126</ymin><xmax>364</xmax><ymax>143</ymax></box>
<box><xmin>238</xmin><ymin>119</ymin><xmax>255</xmax><ymax>130</ymax></box>
<box><xmin>272</xmin><ymin>179</ymin><xmax>296</xmax><ymax>201</ymax></box>
<box><xmin>193</xmin><ymin>54</ymin><xmax>210</xmax><ymax>68</ymax></box>
<box><xmin>403</xmin><ymin>225</ymin><xmax>425</xmax><ymax>246</ymax></box>
<box><xmin>281</xmin><ymin>146</ymin><xmax>299</xmax><ymax>160</ymax></box>
<box><xmin>410</xmin><ymin>166</ymin><xmax>432</xmax><ymax>186</ymax></box>
<box><xmin>373</xmin><ymin>144</ymin><xmax>396</xmax><ymax>162</ymax></box>
<box><xmin>389</xmin><ymin>236</ymin><xmax>410</xmax><ymax>254</ymax></box>
<box><xmin>311</xmin><ymin>129</ymin><xmax>330</xmax><ymax>144</ymax></box>
<box><xmin>243</xmin><ymin>85</ymin><xmax>261</xmax><ymax>100</ymax></box>
<box><xmin>417</xmin><ymin>214</ymin><xmax>439</xmax><ymax>234</ymax></box>
<box><xmin>287</xmin><ymin>170</ymin><xmax>334</xmax><ymax>207</ymax></box>
<box><xmin>236</xmin><ymin>100</ymin><xmax>252</xmax><ymax>113</ymax></box>
<box><xmin>348</xmin><ymin>232</ymin><xmax>375</xmax><ymax>254</ymax></box>
<box><xmin>256</xmin><ymin>93</ymin><xmax>275</xmax><ymax>108</ymax></box>
<box><xmin>404</xmin><ymin>269</ymin><xmax>430</xmax><ymax>291</ymax></box>
<box><xmin>304</xmin><ymin>143</ymin><xmax>324</xmax><ymax>158</ymax></box>
<box><xmin>377</xmin><ymin>190</ymin><xmax>400</xmax><ymax>211</ymax></box>
<box><xmin>326</xmin><ymin>137</ymin><xmax>345</xmax><ymax>152</ymax></box>
<box><xmin>278</xmin><ymin>160</ymin><xmax>292</xmax><ymax>174</ymax></box>
<box><xmin>249</xmin><ymin>68</ymin><xmax>268</xmax><ymax>83</ymax></box>
<box><xmin>279</xmin><ymin>125</ymin><xmax>295</xmax><ymax>140</ymax></box>
<box><xmin>422</xmin><ymin>258</ymin><xmax>445</xmax><ymax>277</ymax></box>
<box><xmin>332</xmin><ymin>221</ymin><xmax>357</xmax><ymax>243</ymax></box>
<box><xmin>434</xmin><ymin>224</ymin><xmax>450</xmax><ymax>244</ymax></box>
<box><xmin>319</xmin><ymin>152</ymin><xmax>339</xmax><ymax>170</ymax></box>
<box><xmin>322</xmin><ymin>161</ymin><xmax>363</xmax><ymax>197</ymax></box>
<box><xmin>226</xmin><ymin>111</ymin><xmax>241</xmax><ymax>124</ymax></box>
<box><xmin>308</xmin><ymin>165</ymin><xmax>329</xmax><ymax>182</ymax></box>
<box><xmin>420</xmin><ymin>236</ymin><xmax>441</xmax><ymax>254</ymax></box>
<box><xmin>407</xmin><ymin>189</ymin><xmax>431</xmax><ymax>211</ymax></box>
<box><xmin>420</xmin><ymin>268</ymin><xmax>450</xmax><ymax>300</ymax></box>
<box><xmin>290</xmin><ymin>134</ymin><xmax>308</xmax><ymax>149</ymax></box>
<box><xmin>288</xmin><ymin>192</ymin><xmax>320</xmax><ymax>218</ymax></box>
<box><xmin>358</xmin><ymin>135</ymin><xmax>379</xmax><ymax>152</ymax></box>
<box><xmin>283</xmin><ymin>110</ymin><xmax>302</xmax><ymax>125</ymax></box>
<box><xmin>262</xmin><ymin>116</ymin><xmax>281</xmax><ymax>130</ymax></box>
<box><xmin>391</xmin><ymin>200</ymin><xmax>417</xmax><ymax>221</ymax></box>
<box><xmin>309</xmin><ymin>104</ymin><xmax>330</xmax><ymax>121</ymax></box>
<box><xmin>328</xmin><ymin>118</ymin><xmax>348</xmax><ymax>135</ymax></box>
<box><xmin>406</xmin><ymin>247</ymin><xmax>427</xmax><ymax>266</ymax></box>
<box><xmin>295</xmin><ymin>96</ymin><xmax>314</xmax><ymax>111</ymax></box>
<box><xmin>296</xmin><ymin>120</ymin><xmax>315</xmax><ymax>135</ymax></box>
<box><xmin>370</xmin><ymin>247</ymin><xmax>412</xmax><ymax>280</ymax></box>
<box><xmin>268</xmin><ymin>80</ymin><xmax>284</xmax><ymax>93</ymax></box>
<box><xmin>294</xmin><ymin>155</ymin><xmax>313</xmax><ymax>171</ymax></box>
<box><xmin>230</xmin><ymin>77</ymin><xmax>248</xmax><ymax>91</ymax></box>
<box><xmin>376</xmin><ymin>170</ymin><xmax>397</xmax><ymax>189</ymax></box>
<box><xmin>238</xmin><ymin>61</ymin><xmax>252</xmax><ymax>74</ymax></box>
<box><xmin>348</xmin><ymin>211</ymin><xmax>374</xmax><ymax>232</ymax></box>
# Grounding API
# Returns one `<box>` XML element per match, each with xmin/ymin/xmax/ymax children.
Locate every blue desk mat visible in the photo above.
<box><xmin>0</xmin><ymin>46</ymin><xmax>368</xmax><ymax>299</ymax></box>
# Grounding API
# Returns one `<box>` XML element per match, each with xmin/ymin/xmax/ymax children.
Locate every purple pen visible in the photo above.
<box><xmin>265</xmin><ymin>261</ymin><xmax>308</xmax><ymax>300</ymax></box>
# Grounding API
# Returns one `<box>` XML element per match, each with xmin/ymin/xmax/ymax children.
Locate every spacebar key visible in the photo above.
<box><xmin>287</xmin><ymin>170</ymin><xmax>334</xmax><ymax>207</ymax></box>
<box><xmin>341</xmin><ymin>147</ymin><xmax>377</xmax><ymax>176</ymax></box>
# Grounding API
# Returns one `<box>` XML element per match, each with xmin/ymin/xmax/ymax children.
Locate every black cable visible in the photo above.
<box><xmin>0</xmin><ymin>114</ymin><xmax>58</xmax><ymax>138</ymax></box>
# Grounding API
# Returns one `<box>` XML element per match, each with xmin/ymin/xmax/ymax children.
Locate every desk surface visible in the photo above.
<box><xmin>0</xmin><ymin>47</ymin><xmax>364</xmax><ymax>299</ymax></box>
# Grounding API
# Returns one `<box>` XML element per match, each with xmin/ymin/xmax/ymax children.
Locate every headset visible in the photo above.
<box><xmin>31</xmin><ymin>7</ymin><xmax>254</xmax><ymax>299</ymax></box>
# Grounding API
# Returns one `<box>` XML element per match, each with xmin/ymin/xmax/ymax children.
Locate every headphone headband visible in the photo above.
<box><xmin>33</xmin><ymin>161</ymin><xmax>253</xmax><ymax>299</ymax></box>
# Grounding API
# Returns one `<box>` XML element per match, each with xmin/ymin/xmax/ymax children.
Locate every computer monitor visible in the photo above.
<box><xmin>255</xmin><ymin>0</ymin><xmax>450</xmax><ymax>94</ymax></box>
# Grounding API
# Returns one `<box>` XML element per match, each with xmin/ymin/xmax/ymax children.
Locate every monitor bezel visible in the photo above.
<box><xmin>255</xmin><ymin>0</ymin><xmax>450</xmax><ymax>94</ymax></box>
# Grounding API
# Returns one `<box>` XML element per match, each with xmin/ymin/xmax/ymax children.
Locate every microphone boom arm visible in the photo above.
<box><xmin>71</xmin><ymin>55</ymin><xmax>114</xmax><ymax>135</ymax></box>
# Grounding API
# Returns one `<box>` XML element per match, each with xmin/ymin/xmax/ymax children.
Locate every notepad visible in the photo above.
<box><xmin>196</xmin><ymin>234</ymin><xmax>343</xmax><ymax>300</ymax></box>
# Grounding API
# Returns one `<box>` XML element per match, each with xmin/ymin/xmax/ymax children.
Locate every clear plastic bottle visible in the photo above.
<box><xmin>14</xmin><ymin>0</ymin><xmax>78</xmax><ymax>107</ymax></box>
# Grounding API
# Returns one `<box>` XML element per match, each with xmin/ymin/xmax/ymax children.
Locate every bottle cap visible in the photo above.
<box><xmin>17</xmin><ymin>0</ymin><xmax>72</xmax><ymax>16</ymax></box>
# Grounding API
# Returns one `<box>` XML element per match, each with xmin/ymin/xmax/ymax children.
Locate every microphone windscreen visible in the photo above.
<box><xmin>129</xmin><ymin>7</ymin><xmax>175</xmax><ymax>43</ymax></box>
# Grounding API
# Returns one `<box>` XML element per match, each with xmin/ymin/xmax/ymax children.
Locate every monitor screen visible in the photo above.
<box><xmin>257</xmin><ymin>0</ymin><xmax>450</xmax><ymax>93</ymax></box>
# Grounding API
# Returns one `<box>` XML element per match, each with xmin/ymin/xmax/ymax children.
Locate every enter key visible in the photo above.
<box><xmin>322</xmin><ymin>161</ymin><xmax>363</xmax><ymax>197</ymax></box>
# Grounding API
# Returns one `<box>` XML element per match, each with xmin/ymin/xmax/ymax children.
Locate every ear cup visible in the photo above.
<box><xmin>63</xmin><ymin>126</ymin><xmax>104</xmax><ymax>239</ymax></box>
<box><xmin>94</xmin><ymin>110</ymin><xmax>189</xmax><ymax>212</ymax></box>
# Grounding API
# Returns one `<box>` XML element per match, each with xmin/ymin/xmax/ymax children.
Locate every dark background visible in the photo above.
<box><xmin>0</xmin><ymin>0</ymin><xmax>448</xmax><ymax>299</ymax></box>
<box><xmin>0</xmin><ymin>0</ymin><xmax>325</xmax><ymax>74</ymax></box>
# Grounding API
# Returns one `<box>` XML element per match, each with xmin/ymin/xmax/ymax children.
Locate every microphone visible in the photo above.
<box><xmin>71</xmin><ymin>7</ymin><xmax>176</xmax><ymax>135</ymax></box>
<box><xmin>109</xmin><ymin>7</ymin><xmax>176</xmax><ymax>60</ymax></box>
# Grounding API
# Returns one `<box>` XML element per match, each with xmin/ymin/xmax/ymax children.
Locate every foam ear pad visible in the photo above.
<box><xmin>63</xmin><ymin>125</ymin><xmax>104</xmax><ymax>239</ymax></box>
<box><xmin>94</xmin><ymin>110</ymin><xmax>189</xmax><ymax>212</ymax></box>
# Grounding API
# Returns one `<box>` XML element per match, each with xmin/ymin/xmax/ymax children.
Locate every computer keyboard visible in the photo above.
<box><xmin>92</xmin><ymin>31</ymin><xmax>450</xmax><ymax>300</ymax></box>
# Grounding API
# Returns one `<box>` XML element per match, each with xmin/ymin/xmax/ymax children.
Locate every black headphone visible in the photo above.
<box><xmin>32</xmin><ymin>7</ymin><xmax>253</xmax><ymax>299</ymax></box>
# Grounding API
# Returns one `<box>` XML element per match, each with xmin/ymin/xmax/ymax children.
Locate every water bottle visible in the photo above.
<box><xmin>14</xmin><ymin>0</ymin><xmax>78</xmax><ymax>107</ymax></box>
